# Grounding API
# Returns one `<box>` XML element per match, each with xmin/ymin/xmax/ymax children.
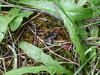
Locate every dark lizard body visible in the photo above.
<box><xmin>44</xmin><ymin>32</ymin><xmax>57</xmax><ymax>45</ymax></box>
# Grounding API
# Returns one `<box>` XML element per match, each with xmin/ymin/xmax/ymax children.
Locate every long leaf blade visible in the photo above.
<box><xmin>18</xmin><ymin>42</ymin><xmax>64</xmax><ymax>68</ymax></box>
<box><xmin>4</xmin><ymin>66</ymin><xmax>73</xmax><ymax>75</ymax></box>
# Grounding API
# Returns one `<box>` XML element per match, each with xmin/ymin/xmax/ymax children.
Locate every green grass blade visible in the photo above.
<box><xmin>74</xmin><ymin>53</ymin><xmax>96</xmax><ymax>75</ymax></box>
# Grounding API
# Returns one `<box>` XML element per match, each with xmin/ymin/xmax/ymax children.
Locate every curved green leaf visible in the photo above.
<box><xmin>0</xmin><ymin>8</ymin><xmax>20</xmax><ymax>42</ymax></box>
<box><xmin>0</xmin><ymin>8</ymin><xmax>20</xmax><ymax>33</ymax></box>
<box><xmin>18</xmin><ymin>41</ymin><xmax>73</xmax><ymax>74</ymax></box>
<box><xmin>10</xmin><ymin>16</ymin><xmax>23</xmax><ymax>31</ymax></box>
<box><xmin>4</xmin><ymin>66</ymin><xmax>73</xmax><ymax>75</ymax></box>
<box><xmin>10</xmin><ymin>10</ymin><xmax>33</xmax><ymax>31</ymax></box>
<box><xmin>18</xmin><ymin>42</ymin><xmax>64</xmax><ymax>68</ymax></box>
